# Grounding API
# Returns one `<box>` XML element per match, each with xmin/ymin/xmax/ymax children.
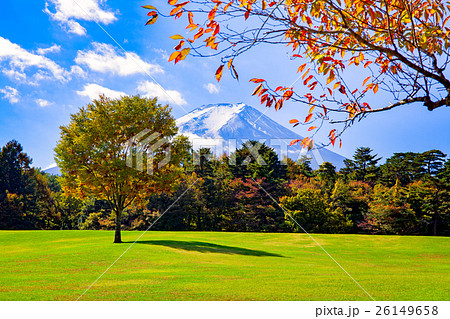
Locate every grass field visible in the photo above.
<box><xmin>0</xmin><ymin>230</ymin><xmax>448</xmax><ymax>301</ymax></box>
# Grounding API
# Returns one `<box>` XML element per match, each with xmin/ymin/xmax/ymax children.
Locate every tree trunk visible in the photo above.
<box><xmin>114</xmin><ymin>207</ymin><xmax>123</xmax><ymax>243</ymax></box>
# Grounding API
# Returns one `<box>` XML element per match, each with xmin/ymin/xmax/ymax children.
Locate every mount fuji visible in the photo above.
<box><xmin>43</xmin><ymin>102</ymin><xmax>347</xmax><ymax>175</ymax></box>
<box><xmin>177</xmin><ymin>102</ymin><xmax>347</xmax><ymax>170</ymax></box>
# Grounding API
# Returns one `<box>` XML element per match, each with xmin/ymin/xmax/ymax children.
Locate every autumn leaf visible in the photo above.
<box><xmin>170</xmin><ymin>34</ymin><xmax>184</xmax><ymax>40</ymax></box>
<box><xmin>289</xmin><ymin>119</ymin><xmax>299</xmax><ymax>124</ymax></box>
<box><xmin>289</xmin><ymin>139</ymin><xmax>301</xmax><ymax>146</ymax></box>
<box><xmin>146</xmin><ymin>13</ymin><xmax>158</xmax><ymax>25</ymax></box>
<box><xmin>142</xmin><ymin>5</ymin><xmax>157</xmax><ymax>10</ymax></box>
<box><xmin>362</xmin><ymin>76</ymin><xmax>371</xmax><ymax>87</ymax></box>
<box><xmin>227</xmin><ymin>59</ymin><xmax>233</xmax><ymax>70</ymax></box>
<box><xmin>170</xmin><ymin>6</ymin><xmax>182</xmax><ymax>16</ymax></box>
<box><xmin>249</xmin><ymin>78</ymin><xmax>265</xmax><ymax>83</ymax></box>
<box><xmin>305</xmin><ymin>113</ymin><xmax>313</xmax><ymax>123</ymax></box>
<box><xmin>215</xmin><ymin>65</ymin><xmax>224</xmax><ymax>82</ymax></box>
<box><xmin>373</xmin><ymin>83</ymin><xmax>379</xmax><ymax>93</ymax></box>
<box><xmin>252</xmin><ymin>83</ymin><xmax>263</xmax><ymax>96</ymax></box>
<box><xmin>168</xmin><ymin>51</ymin><xmax>181</xmax><ymax>62</ymax></box>
<box><xmin>308</xmin><ymin>126</ymin><xmax>317</xmax><ymax>131</ymax></box>
<box><xmin>283</xmin><ymin>90</ymin><xmax>293</xmax><ymax>100</ymax></box>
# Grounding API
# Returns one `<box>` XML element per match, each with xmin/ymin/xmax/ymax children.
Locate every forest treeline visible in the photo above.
<box><xmin>1</xmin><ymin>139</ymin><xmax>449</xmax><ymax>235</ymax></box>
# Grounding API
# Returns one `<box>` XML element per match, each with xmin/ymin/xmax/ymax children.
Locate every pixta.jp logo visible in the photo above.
<box><xmin>125</xmin><ymin>129</ymin><xmax>170</xmax><ymax>175</ymax></box>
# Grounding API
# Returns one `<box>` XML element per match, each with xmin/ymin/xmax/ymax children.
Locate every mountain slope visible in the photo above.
<box><xmin>43</xmin><ymin>102</ymin><xmax>348</xmax><ymax>175</ymax></box>
<box><xmin>177</xmin><ymin>103</ymin><xmax>347</xmax><ymax>169</ymax></box>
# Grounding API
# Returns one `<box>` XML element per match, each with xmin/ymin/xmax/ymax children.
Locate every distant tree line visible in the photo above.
<box><xmin>1</xmin><ymin>139</ymin><xmax>449</xmax><ymax>236</ymax></box>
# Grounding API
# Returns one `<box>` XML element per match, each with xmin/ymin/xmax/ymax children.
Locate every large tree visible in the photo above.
<box><xmin>55</xmin><ymin>95</ymin><xmax>190</xmax><ymax>243</ymax></box>
<box><xmin>144</xmin><ymin>0</ymin><xmax>450</xmax><ymax>146</ymax></box>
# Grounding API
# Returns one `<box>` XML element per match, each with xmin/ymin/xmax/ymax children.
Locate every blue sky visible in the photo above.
<box><xmin>0</xmin><ymin>0</ymin><xmax>449</xmax><ymax>169</ymax></box>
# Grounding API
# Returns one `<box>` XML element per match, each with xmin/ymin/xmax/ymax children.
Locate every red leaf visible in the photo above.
<box><xmin>215</xmin><ymin>65</ymin><xmax>224</xmax><ymax>82</ymax></box>
<box><xmin>305</xmin><ymin>113</ymin><xmax>313</xmax><ymax>123</ymax></box>
<box><xmin>249</xmin><ymin>78</ymin><xmax>265</xmax><ymax>83</ymax></box>
<box><xmin>174</xmin><ymin>40</ymin><xmax>185</xmax><ymax>50</ymax></box>
<box><xmin>208</xmin><ymin>8</ymin><xmax>217</xmax><ymax>21</ymax></box>
<box><xmin>289</xmin><ymin>139</ymin><xmax>302</xmax><ymax>146</ymax></box>
<box><xmin>303</xmin><ymin>75</ymin><xmax>313</xmax><ymax>85</ymax></box>
<box><xmin>283</xmin><ymin>90</ymin><xmax>293</xmax><ymax>100</ymax></box>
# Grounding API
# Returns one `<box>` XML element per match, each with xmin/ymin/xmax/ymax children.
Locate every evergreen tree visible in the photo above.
<box><xmin>341</xmin><ymin>147</ymin><xmax>381</xmax><ymax>183</ymax></box>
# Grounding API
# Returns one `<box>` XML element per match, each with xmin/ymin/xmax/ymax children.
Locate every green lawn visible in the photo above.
<box><xmin>0</xmin><ymin>230</ymin><xmax>448</xmax><ymax>300</ymax></box>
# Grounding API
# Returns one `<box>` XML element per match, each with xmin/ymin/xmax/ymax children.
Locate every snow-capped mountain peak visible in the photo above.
<box><xmin>177</xmin><ymin>102</ymin><xmax>348</xmax><ymax>169</ymax></box>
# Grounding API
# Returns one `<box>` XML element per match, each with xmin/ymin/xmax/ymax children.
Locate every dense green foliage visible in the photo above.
<box><xmin>0</xmin><ymin>230</ymin><xmax>448</xmax><ymax>300</ymax></box>
<box><xmin>54</xmin><ymin>95</ymin><xmax>189</xmax><ymax>243</ymax></box>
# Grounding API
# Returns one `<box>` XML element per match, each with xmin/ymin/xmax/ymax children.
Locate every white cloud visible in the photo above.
<box><xmin>44</xmin><ymin>0</ymin><xmax>117</xmax><ymax>36</ymax></box>
<box><xmin>203</xmin><ymin>83</ymin><xmax>220</xmax><ymax>94</ymax></box>
<box><xmin>0</xmin><ymin>86</ymin><xmax>20</xmax><ymax>104</ymax></box>
<box><xmin>77</xmin><ymin>83</ymin><xmax>126</xmax><ymax>100</ymax></box>
<box><xmin>0</xmin><ymin>36</ymin><xmax>75</xmax><ymax>82</ymax></box>
<box><xmin>153</xmin><ymin>48</ymin><xmax>169</xmax><ymax>60</ymax></box>
<box><xmin>137</xmin><ymin>81</ymin><xmax>187</xmax><ymax>106</ymax></box>
<box><xmin>75</xmin><ymin>42</ymin><xmax>163</xmax><ymax>76</ymax></box>
<box><xmin>35</xmin><ymin>98</ymin><xmax>53</xmax><ymax>107</ymax></box>
<box><xmin>36</xmin><ymin>44</ymin><xmax>61</xmax><ymax>55</ymax></box>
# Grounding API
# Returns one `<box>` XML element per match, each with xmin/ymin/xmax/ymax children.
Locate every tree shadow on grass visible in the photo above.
<box><xmin>130</xmin><ymin>240</ymin><xmax>285</xmax><ymax>257</ymax></box>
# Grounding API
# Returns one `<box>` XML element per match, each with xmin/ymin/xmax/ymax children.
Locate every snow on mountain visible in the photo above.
<box><xmin>177</xmin><ymin>102</ymin><xmax>348</xmax><ymax>170</ymax></box>
<box><xmin>43</xmin><ymin>102</ymin><xmax>348</xmax><ymax>175</ymax></box>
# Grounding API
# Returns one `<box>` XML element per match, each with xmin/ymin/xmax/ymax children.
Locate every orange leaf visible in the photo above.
<box><xmin>179</xmin><ymin>47</ymin><xmax>190</xmax><ymax>59</ymax></box>
<box><xmin>175</xmin><ymin>1</ymin><xmax>189</xmax><ymax>8</ymax></box>
<box><xmin>169</xmin><ymin>0</ymin><xmax>178</xmax><ymax>5</ymax></box>
<box><xmin>297</xmin><ymin>63</ymin><xmax>306</xmax><ymax>73</ymax></box>
<box><xmin>215</xmin><ymin>65</ymin><xmax>224</xmax><ymax>82</ymax></box>
<box><xmin>305</xmin><ymin>113</ymin><xmax>313</xmax><ymax>123</ymax></box>
<box><xmin>208</xmin><ymin>8</ymin><xmax>217</xmax><ymax>21</ymax></box>
<box><xmin>170</xmin><ymin>34</ymin><xmax>184</xmax><ymax>40</ymax></box>
<box><xmin>303</xmin><ymin>75</ymin><xmax>313</xmax><ymax>85</ymax></box>
<box><xmin>194</xmin><ymin>28</ymin><xmax>204</xmax><ymax>40</ymax></box>
<box><xmin>168</xmin><ymin>51</ymin><xmax>181</xmax><ymax>62</ymax></box>
<box><xmin>362</xmin><ymin>76</ymin><xmax>371</xmax><ymax>87</ymax></box>
<box><xmin>252</xmin><ymin>83</ymin><xmax>263</xmax><ymax>96</ymax></box>
<box><xmin>146</xmin><ymin>14</ymin><xmax>158</xmax><ymax>25</ymax></box>
<box><xmin>289</xmin><ymin>119</ymin><xmax>299</xmax><ymax>124</ymax></box>
<box><xmin>308</xmin><ymin>126</ymin><xmax>317</xmax><ymax>131</ymax></box>
<box><xmin>373</xmin><ymin>83</ymin><xmax>379</xmax><ymax>93</ymax></box>
<box><xmin>283</xmin><ymin>90</ymin><xmax>293</xmax><ymax>100</ymax></box>
<box><xmin>289</xmin><ymin>139</ymin><xmax>301</xmax><ymax>146</ymax></box>
<box><xmin>231</xmin><ymin>65</ymin><xmax>239</xmax><ymax>80</ymax></box>
<box><xmin>227</xmin><ymin>59</ymin><xmax>233</xmax><ymax>70</ymax></box>
<box><xmin>170</xmin><ymin>6</ymin><xmax>182</xmax><ymax>16</ymax></box>
<box><xmin>188</xmin><ymin>11</ymin><xmax>194</xmax><ymax>24</ymax></box>
<box><xmin>223</xmin><ymin>1</ymin><xmax>233</xmax><ymax>12</ymax></box>
<box><xmin>249</xmin><ymin>78</ymin><xmax>265</xmax><ymax>83</ymax></box>
<box><xmin>326</xmin><ymin>70</ymin><xmax>335</xmax><ymax>84</ymax></box>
